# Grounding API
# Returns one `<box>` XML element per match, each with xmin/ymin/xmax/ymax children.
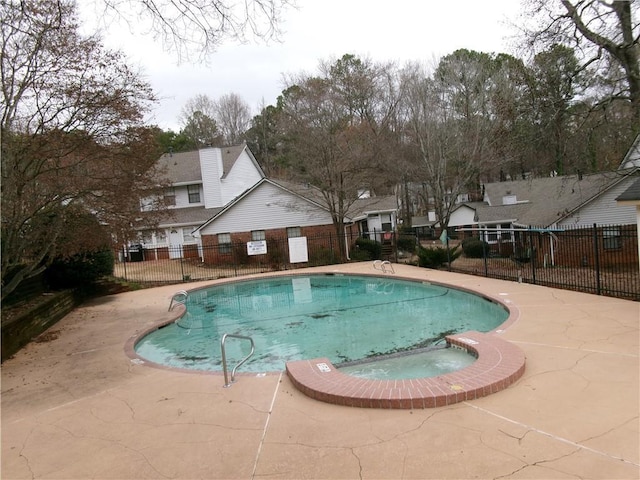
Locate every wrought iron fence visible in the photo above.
<box><xmin>112</xmin><ymin>224</ymin><xmax>639</xmax><ymax>301</ymax></box>
<box><xmin>112</xmin><ymin>231</ymin><xmax>366</xmax><ymax>286</ymax></box>
<box><xmin>448</xmin><ymin>223</ymin><xmax>639</xmax><ymax>301</ymax></box>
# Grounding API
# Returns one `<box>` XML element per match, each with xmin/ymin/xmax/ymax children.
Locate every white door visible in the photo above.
<box><xmin>367</xmin><ymin>216</ymin><xmax>383</xmax><ymax>242</ymax></box>
<box><xmin>169</xmin><ymin>229</ymin><xmax>183</xmax><ymax>259</ymax></box>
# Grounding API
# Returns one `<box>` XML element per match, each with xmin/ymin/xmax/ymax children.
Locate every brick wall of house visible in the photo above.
<box><xmin>201</xmin><ymin>224</ymin><xmax>343</xmax><ymax>265</ymax></box>
<box><xmin>526</xmin><ymin>225</ymin><xmax>638</xmax><ymax>269</ymax></box>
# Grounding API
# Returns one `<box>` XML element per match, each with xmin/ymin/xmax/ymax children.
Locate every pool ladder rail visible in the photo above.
<box><xmin>373</xmin><ymin>260</ymin><xmax>395</xmax><ymax>274</ymax></box>
<box><xmin>221</xmin><ymin>333</ymin><xmax>255</xmax><ymax>388</ymax></box>
<box><xmin>168</xmin><ymin>290</ymin><xmax>188</xmax><ymax>311</ymax></box>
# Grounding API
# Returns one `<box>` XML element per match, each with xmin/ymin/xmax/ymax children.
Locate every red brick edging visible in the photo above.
<box><xmin>286</xmin><ymin>331</ymin><xmax>525</xmax><ymax>409</ymax></box>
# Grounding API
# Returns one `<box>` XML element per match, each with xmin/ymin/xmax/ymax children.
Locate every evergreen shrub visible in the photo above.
<box><xmin>461</xmin><ymin>237</ymin><xmax>489</xmax><ymax>258</ymax></box>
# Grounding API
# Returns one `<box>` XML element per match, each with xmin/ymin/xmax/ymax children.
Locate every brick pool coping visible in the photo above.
<box><xmin>286</xmin><ymin>331</ymin><xmax>526</xmax><ymax>409</ymax></box>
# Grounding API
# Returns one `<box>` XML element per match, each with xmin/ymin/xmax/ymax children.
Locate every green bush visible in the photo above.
<box><xmin>45</xmin><ymin>248</ymin><xmax>114</xmax><ymax>289</ymax></box>
<box><xmin>396</xmin><ymin>235</ymin><xmax>417</xmax><ymax>254</ymax></box>
<box><xmin>352</xmin><ymin>237</ymin><xmax>382</xmax><ymax>261</ymax></box>
<box><xmin>232</xmin><ymin>242</ymin><xmax>249</xmax><ymax>265</ymax></box>
<box><xmin>461</xmin><ymin>237</ymin><xmax>489</xmax><ymax>258</ymax></box>
<box><xmin>397</xmin><ymin>224</ymin><xmax>414</xmax><ymax>235</ymax></box>
<box><xmin>417</xmin><ymin>245</ymin><xmax>461</xmax><ymax>269</ymax></box>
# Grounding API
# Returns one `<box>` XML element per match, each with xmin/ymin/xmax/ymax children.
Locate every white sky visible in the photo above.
<box><xmin>83</xmin><ymin>1</ymin><xmax>522</xmax><ymax>131</ymax></box>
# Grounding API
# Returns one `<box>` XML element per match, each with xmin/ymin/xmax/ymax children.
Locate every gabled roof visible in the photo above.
<box><xmin>157</xmin><ymin>150</ymin><xmax>202</xmax><ymax>184</ymax></box>
<box><xmin>156</xmin><ymin>144</ymin><xmax>256</xmax><ymax>185</ymax></box>
<box><xmin>158</xmin><ymin>206</ymin><xmax>223</xmax><ymax>228</ymax></box>
<box><xmin>479</xmin><ymin>169</ymin><xmax>638</xmax><ymax>227</ymax></box>
<box><xmin>619</xmin><ymin>134</ymin><xmax>640</xmax><ymax>169</ymax></box>
<box><xmin>247</xmin><ymin>178</ymin><xmax>398</xmax><ymax>219</ymax></box>
<box><xmin>193</xmin><ymin>178</ymin><xmax>400</xmax><ymax>233</ymax></box>
<box><xmin>616</xmin><ymin>178</ymin><xmax>640</xmax><ymax>203</ymax></box>
<box><xmin>411</xmin><ymin>216</ymin><xmax>437</xmax><ymax>227</ymax></box>
<box><xmin>220</xmin><ymin>144</ymin><xmax>251</xmax><ymax>178</ymax></box>
<box><xmin>193</xmin><ymin>178</ymin><xmax>331</xmax><ymax>232</ymax></box>
<box><xmin>348</xmin><ymin>196</ymin><xmax>398</xmax><ymax>220</ymax></box>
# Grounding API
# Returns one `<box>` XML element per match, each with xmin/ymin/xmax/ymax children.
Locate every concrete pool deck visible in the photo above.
<box><xmin>2</xmin><ymin>263</ymin><xmax>639</xmax><ymax>479</ymax></box>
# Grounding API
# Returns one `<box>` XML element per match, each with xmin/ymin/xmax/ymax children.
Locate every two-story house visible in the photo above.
<box><xmin>136</xmin><ymin>144</ymin><xmax>399</xmax><ymax>264</ymax></box>
<box><xmin>139</xmin><ymin>144</ymin><xmax>265</xmax><ymax>260</ymax></box>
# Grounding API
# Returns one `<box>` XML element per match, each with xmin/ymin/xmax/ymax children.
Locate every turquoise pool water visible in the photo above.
<box><xmin>134</xmin><ymin>274</ymin><xmax>508</xmax><ymax>376</ymax></box>
<box><xmin>339</xmin><ymin>346</ymin><xmax>477</xmax><ymax>380</ymax></box>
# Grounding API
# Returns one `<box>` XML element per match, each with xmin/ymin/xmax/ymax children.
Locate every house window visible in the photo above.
<box><xmin>252</xmin><ymin>230</ymin><xmax>266</xmax><ymax>241</ymax></box>
<box><xmin>603</xmin><ymin>227</ymin><xmax>621</xmax><ymax>250</ymax></box>
<box><xmin>218</xmin><ymin>233</ymin><xmax>232</xmax><ymax>253</ymax></box>
<box><xmin>156</xmin><ymin>230</ymin><xmax>167</xmax><ymax>245</ymax></box>
<box><xmin>499</xmin><ymin>223</ymin><xmax>512</xmax><ymax>241</ymax></box>
<box><xmin>165</xmin><ymin>187</ymin><xmax>176</xmax><ymax>206</ymax></box>
<box><xmin>486</xmin><ymin>226</ymin><xmax>499</xmax><ymax>243</ymax></box>
<box><xmin>287</xmin><ymin>227</ymin><xmax>302</xmax><ymax>238</ymax></box>
<box><xmin>381</xmin><ymin>213</ymin><xmax>392</xmax><ymax>231</ymax></box>
<box><xmin>140</xmin><ymin>230</ymin><xmax>153</xmax><ymax>245</ymax></box>
<box><xmin>183</xmin><ymin>228</ymin><xmax>196</xmax><ymax>243</ymax></box>
<box><xmin>188</xmin><ymin>185</ymin><xmax>201</xmax><ymax>203</ymax></box>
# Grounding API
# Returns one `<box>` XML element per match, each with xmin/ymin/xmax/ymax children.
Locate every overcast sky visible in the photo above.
<box><xmin>84</xmin><ymin>1</ymin><xmax>522</xmax><ymax>131</ymax></box>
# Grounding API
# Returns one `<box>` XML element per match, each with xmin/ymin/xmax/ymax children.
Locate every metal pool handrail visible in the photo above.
<box><xmin>168</xmin><ymin>290</ymin><xmax>188</xmax><ymax>311</ymax></box>
<box><xmin>220</xmin><ymin>333</ymin><xmax>255</xmax><ymax>388</ymax></box>
<box><xmin>373</xmin><ymin>260</ymin><xmax>395</xmax><ymax>274</ymax></box>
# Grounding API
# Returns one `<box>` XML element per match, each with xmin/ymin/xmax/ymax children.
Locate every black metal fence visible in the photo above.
<box><xmin>112</xmin><ymin>225</ymin><xmax>639</xmax><ymax>301</ymax></box>
<box><xmin>113</xmin><ymin>231</ymin><xmax>367</xmax><ymax>286</ymax></box>
<box><xmin>448</xmin><ymin>223</ymin><xmax>639</xmax><ymax>301</ymax></box>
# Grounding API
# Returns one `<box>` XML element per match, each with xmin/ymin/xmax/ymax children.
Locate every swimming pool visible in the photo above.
<box><xmin>134</xmin><ymin>274</ymin><xmax>509</xmax><ymax>377</ymax></box>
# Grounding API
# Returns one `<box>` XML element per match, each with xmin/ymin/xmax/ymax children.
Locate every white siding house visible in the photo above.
<box><xmin>619</xmin><ymin>134</ymin><xmax>640</xmax><ymax>169</ymax></box>
<box><xmin>448</xmin><ymin>204</ymin><xmax>477</xmax><ymax>232</ymax></box>
<box><xmin>138</xmin><ymin>144</ymin><xmax>265</xmax><ymax>258</ymax></box>
<box><xmin>557</xmin><ymin>175</ymin><xmax>640</xmax><ymax>227</ymax></box>
<box><xmin>197</xmin><ymin>180</ymin><xmax>334</xmax><ymax>236</ymax></box>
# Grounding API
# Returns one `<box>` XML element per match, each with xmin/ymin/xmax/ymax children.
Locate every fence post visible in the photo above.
<box><xmin>529</xmin><ymin>228</ymin><xmax>537</xmax><ymax>285</ymax></box>
<box><xmin>122</xmin><ymin>246</ymin><xmax>128</xmax><ymax>281</ymax></box>
<box><xmin>329</xmin><ymin>232</ymin><xmax>334</xmax><ymax>260</ymax></box>
<box><xmin>180</xmin><ymin>253</ymin><xmax>185</xmax><ymax>282</ymax></box>
<box><xmin>282</xmin><ymin>237</ymin><xmax>288</xmax><ymax>270</ymax></box>
<box><xmin>593</xmin><ymin>223</ymin><xmax>601</xmax><ymax>295</ymax></box>
<box><xmin>233</xmin><ymin>243</ymin><xmax>238</xmax><ymax>277</ymax></box>
<box><xmin>392</xmin><ymin>231</ymin><xmax>396</xmax><ymax>263</ymax></box>
<box><xmin>482</xmin><ymin>232</ymin><xmax>488</xmax><ymax>277</ymax></box>
<box><xmin>445</xmin><ymin>231</ymin><xmax>451</xmax><ymax>272</ymax></box>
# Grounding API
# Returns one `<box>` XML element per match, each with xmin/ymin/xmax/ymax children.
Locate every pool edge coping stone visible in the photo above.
<box><xmin>285</xmin><ymin>331</ymin><xmax>526</xmax><ymax>409</ymax></box>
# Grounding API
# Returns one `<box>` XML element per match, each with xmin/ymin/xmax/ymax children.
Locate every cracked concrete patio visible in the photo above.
<box><xmin>2</xmin><ymin>263</ymin><xmax>639</xmax><ymax>479</ymax></box>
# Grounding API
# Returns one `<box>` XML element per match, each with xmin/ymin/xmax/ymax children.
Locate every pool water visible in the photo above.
<box><xmin>134</xmin><ymin>274</ymin><xmax>508</xmax><ymax>376</ymax></box>
<box><xmin>338</xmin><ymin>346</ymin><xmax>476</xmax><ymax>380</ymax></box>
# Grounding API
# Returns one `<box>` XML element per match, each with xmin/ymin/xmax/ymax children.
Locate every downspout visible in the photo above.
<box><xmin>344</xmin><ymin>223</ymin><xmax>351</xmax><ymax>260</ymax></box>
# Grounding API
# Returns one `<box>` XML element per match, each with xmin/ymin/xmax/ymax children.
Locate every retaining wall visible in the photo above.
<box><xmin>1</xmin><ymin>290</ymin><xmax>82</xmax><ymax>362</ymax></box>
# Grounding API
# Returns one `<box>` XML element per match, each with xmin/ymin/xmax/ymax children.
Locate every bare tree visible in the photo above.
<box><xmin>93</xmin><ymin>0</ymin><xmax>294</xmax><ymax>61</ymax></box>
<box><xmin>180</xmin><ymin>94</ymin><xmax>223</xmax><ymax>147</ymax></box>
<box><xmin>400</xmin><ymin>51</ymin><xmax>500</xmax><ymax>231</ymax></box>
<box><xmin>278</xmin><ymin>55</ymin><xmax>401</xmax><ymax>255</ymax></box>
<box><xmin>179</xmin><ymin>94</ymin><xmax>218</xmax><ymax>125</ymax></box>
<box><xmin>214</xmin><ymin>92</ymin><xmax>251</xmax><ymax>145</ymax></box>
<box><xmin>1</xmin><ymin>0</ymin><xmax>167</xmax><ymax>300</ymax></box>
<box><xmin>522</xmin><ymin>0</ymin><xmax>640</xmax><ymax>124</ymax></box>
